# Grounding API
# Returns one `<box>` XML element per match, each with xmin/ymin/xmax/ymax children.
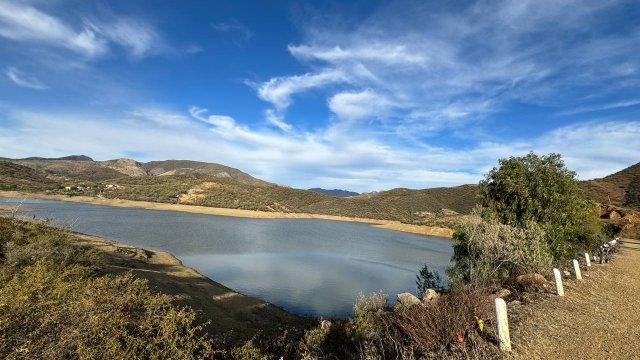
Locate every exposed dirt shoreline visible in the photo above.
<box><xmin>0</xmin><ymin>190</ymin><xmax>453</xmax><ymax>238</ymax></box>
<box><xmin>72</xmin><ymin>231</ymin><xmax>309</xmax><ymax>343</ymax></box>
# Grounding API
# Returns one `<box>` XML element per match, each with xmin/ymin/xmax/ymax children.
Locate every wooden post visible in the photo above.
<box><xmin>495</xmin><ymin>297</ymin><xmax>511</xmax><ymax>351</ymax></box>
<box><xmin>584</xmin><ymin>252</ymin><xmax>591</xmax><ymax>267</ymax></box>
<box><xmin>553</xmin><ymin>268</ymin><xmax>564</xmax><ymax>296</ymax></box>
<box><xmin>572</xmin><ymin>259</ymin><xmax>582</xmax><ymax>280</ymax></box>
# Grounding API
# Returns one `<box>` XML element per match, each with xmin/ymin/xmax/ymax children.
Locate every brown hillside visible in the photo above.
<box><xmin>0</xmin><ymin>161</ymin><xmax>61</xmax><ymax>191</ymax></box>
<box><xmin>143</xmin><ymin>160</ymin><xmax>271</xmax><ymax>186</ymax></box>
<box><xmin>13</xmin><ymin>159</ymin><xmax>125</xmax><ymax>181</ymax></box>
<box><xmin>580</xmin><ymin>162</ymin><xmax>640</xmax><ymax>208</ymax></box>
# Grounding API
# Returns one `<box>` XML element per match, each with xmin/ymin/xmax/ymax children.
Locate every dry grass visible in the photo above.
<box><xmin>392</xmin><ymin>286</ymin><xmax>499</xmax><ymax>359</ymax></box>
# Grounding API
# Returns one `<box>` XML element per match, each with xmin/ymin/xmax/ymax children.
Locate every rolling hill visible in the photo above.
<box><xmin>580</xmin><ymin>162</ymin><xmax>640</xmax><ymax>209</ymax></box>
<box><xmin>0</xmin><ymin>155</ymin><xmax>479</xmax><ymax>223</ymax></box>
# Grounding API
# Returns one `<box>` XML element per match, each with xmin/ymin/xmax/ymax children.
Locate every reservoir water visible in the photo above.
<box><xmin>1</xmin><ymin>197</ymin><xmax>453</xmax><ymax>317</ymax></box>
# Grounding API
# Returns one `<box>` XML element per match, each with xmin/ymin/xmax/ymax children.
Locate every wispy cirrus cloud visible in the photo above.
<box><xmin>211</xmin><ymin>20</ymin><xmax>252</xmax><ymax>41</ymax></box>
<box><xmin>4</xmin><ymin>66</ymin><xmax>47</xmax><ymax>90</ymax></box>
<box><xmin>2</xmin><ymin>106</ymin><xmax>638</xmax><ymax>191</ymax></box>
<box><xmin>0</xmin><ymin>1</ymin><xmax>162</xmax><ymax>58</ymax></box>
<box><xmin>255</xmin><ymin>0</ymin><xmax>640</xmax><ymax>136</ymax></box>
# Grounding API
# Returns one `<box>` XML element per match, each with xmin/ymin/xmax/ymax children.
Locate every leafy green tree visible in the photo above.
<box><xmin>477</xmin><ymin>152</ymin><xmax>600</xmax><ymax>259</ymax></box>
<box><xmin>416</xmin><ymin>264</ymin><xmax>443</xmax><ymax>296</ymax></box>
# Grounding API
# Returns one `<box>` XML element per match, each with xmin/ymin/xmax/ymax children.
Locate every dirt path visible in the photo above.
<box><xmin>509</xmin><ymin>246</ymin><xmax>640</xmax><ymax>359</ymax></box>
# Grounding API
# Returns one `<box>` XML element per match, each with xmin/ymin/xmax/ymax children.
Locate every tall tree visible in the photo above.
<box><xmin>478</xmin><ymin>152</ymin><xmax>600</xmax><ymax>259</ymax></box>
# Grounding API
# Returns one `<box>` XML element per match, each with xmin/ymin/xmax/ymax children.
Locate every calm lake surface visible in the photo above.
<box><xmin>2</xmin><ymin>197</ymin><xmax>453</xmax><ymax>317</ymax></box>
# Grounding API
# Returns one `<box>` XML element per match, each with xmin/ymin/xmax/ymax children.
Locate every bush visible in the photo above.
<box><xmin>449</xmin><ymin>216</ymin><xmax>553</xmax><ymax>286</ymax></box>
<box><xmin>392</xmin><ymin>285</ymin><xmax>497</xmax><ymax>358</ymax></box>
<box><xmin>478</xmin><ymin>152</ymin><xmax>601</xmax><ymax>259</ymax></box>
<box><xmin>416</xmin><ymin>264</ymin><xmax>444</xmax><ymax>296</ymax></box>
<box><xmin>0</xmin><ymin>217</ymin><xmax>213</xmax><ymax>359</ymax></box>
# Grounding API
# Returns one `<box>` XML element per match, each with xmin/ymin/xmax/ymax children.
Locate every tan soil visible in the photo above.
<box><xmin>0</xmin><ymin>190</ymin><xmax>453</xmax><ymax>238</ymax></box>
<box><xmin>508</xmin><ymin>245</ymin><xmax>640</xmax><ymax>359</ymax></box>
<box><xmin>73</xmin><ymin>233</ymin><xmax>310</xmax><ymax>344</ymax></box>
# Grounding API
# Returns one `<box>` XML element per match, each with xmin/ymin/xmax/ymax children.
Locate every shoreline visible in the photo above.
<box><xmin>70</xmin><ymin>230</ymin><xmax>309</xmax><ymax>341</ymax></box>
<box><xmin>0</xmin><ymin>190</ymin><xmax>453</xmax><ymax>238</ymax></box>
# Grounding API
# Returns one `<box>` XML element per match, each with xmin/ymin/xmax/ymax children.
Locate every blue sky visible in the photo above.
<box><xmin>0</xmin><ymin>0</ymin><xmax>639</xmax><ymax>192</ymax></box>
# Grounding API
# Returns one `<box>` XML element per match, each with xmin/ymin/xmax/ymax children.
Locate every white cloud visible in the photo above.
<box><xmin>254</xmin><ymin>0</ymin><xmax>639</xmax><ymax>135</ymax></box>
<box><xmin>0</xmin><ymin>1</ymin><xmax>106</xmax><ymax>56</ymax></box>
<box><xmin>0</xmin><ymin>1</ymin><xmax>161</xmax><ymax>58</ymax></box>
<box><xmin>4</xmin><ymin>66</ymin><xmax>47</xmax><ymax>90</ymax></box>
<box><xmin>328</xmin><ymin>90</ymin><xmax>392</xmax><ymax>121</ymax></box>
<box><xmin>265</xmin><ymin>109</ymin><xmax>292</xmax><ymax>132</ymax></box>
<box><xmin>211</xmin><ymin>20</ymin><xmax>252</xmax><ymax>41</ymax></box>
<box><xmin>2</xmin><ymin>106</ymin><xmax>638</xmax><ymax>192</ymax></box>
<box><xmin>256</xmin><ymin>70</ymin><xmax>346</xmax><ymax>111</ymax></box>
<box><xmin>94</xmin><ymin>18</ymin><xmax>160</xmax><ymax>58</ymax></box>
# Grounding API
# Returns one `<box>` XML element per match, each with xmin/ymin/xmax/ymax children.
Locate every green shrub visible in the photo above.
<box><xmin>416</xmin><ymin>264</ymin><xmax>444</xmax><ymax>296</ymax></box>
<box><xmin>478</xmin><ymin>152</ymin><xmax>601</xmax><ymax>259</ymax></box>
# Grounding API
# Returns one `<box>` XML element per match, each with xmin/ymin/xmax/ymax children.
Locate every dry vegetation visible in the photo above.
<box><xmin>0</xmin><ymin>216</ymin><xmax>503</xmax><ymax>359</ymax></box>
<box><xmin>0</xmin><ymin>217</ymin><xmax>213</xmax><ymax>359</ymax></box>
<box><xmin>580</xmin><ymin>162</ymin><xmax>640</xmax><ymax>209</ymax></box>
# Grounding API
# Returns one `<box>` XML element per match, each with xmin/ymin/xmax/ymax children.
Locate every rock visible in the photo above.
<box><xmin>516</xmin><ymin>273</ymin><xmax>547</xmax><ymax>289</ymax></box>
<box><xmin>610</xmin><ymin>210</ymin><xmax>622</xmax><ymax>221</ymax></box>
<box><xmin>495</xmin><ymin>288</ymin><xmax>511</xmax><ymax>298</ymax></box>
<box><xmin>320</xmin><ymin>320</ymin><xmax>331</xmax><ymax>330</ymax></box>
<box><xmin>422</xmin><ymin>289</ymin><xmax>439</xmax><ymax>302</ymax></box>
<box><xmin>396</xmin><ymin>292</ymin><xmax>422</xmax><ymax>308</ymax></box>
<box><xmin>563</xmin><ymin>270</ymin><xmax>571</xmax><ymax>277</ymax></box>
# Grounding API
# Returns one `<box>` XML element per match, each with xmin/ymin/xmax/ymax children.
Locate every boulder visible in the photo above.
<box><xmin>396</xmin><ymin>292</ymin><xmax>422</xmax><ymax>308</ymax></box>
<box><xmin>610</xmin><ymin>210</ymin><xmax>622</xmax><ymax>221</ymax></box>
<box><xmin>516</xmin><ymin>273</ymin><xmax>545</xmax><ymax>285</ymax></box>
<box><xmin>422</xmin><ymin>289</ymin><xmax>440</xmax><ymax>304</ymax></box>
<box><xmin>494</xmin><ymin>288</ymin><xmax>511</xmax><ymax>298</ymax></box>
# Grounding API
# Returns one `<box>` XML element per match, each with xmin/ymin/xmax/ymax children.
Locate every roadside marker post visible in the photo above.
<box><xmin>495</xmin><ymin>297</ymin><xmax>511</xmax><ymax>351</ymax></box>
<box><xmin>572</xmin><ymin>259</ymin><xmax>582</xmax><ymax>280</ymax></box>
<box><xmin>553</xmin><ymin>268</ymin><xmax>564</xmax><ymax>296</ymax></box>
<box><xmin>584</xmin><ymin>252</ymin><xmax>591</xmax><ymax>267</ymax></box>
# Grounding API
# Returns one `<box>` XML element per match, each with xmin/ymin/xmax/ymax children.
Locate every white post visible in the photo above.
<box><xmin>553</xmin><ymin>268</ymin><xmax>564</xmax><ymax>296</ymax></box>
<box><xmin>572</xmin><ymin>259</ymin><xmax>582</xmax><ymax>280</ymax></box>
<box><xmin>494</xmin><ymin>297</ymin><xmax>511</xmax><ymax>351</ymax></box>
<box><xmin>584</xmin><ymin>252</ymin><xmax>591</xmax><ymax>267</ymax></box>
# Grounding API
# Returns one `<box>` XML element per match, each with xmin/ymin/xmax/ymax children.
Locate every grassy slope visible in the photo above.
<box><xmin>0</xmin><ymin>159</ymin><xmax>480</xmax><ymax>222</ymax></box>
<box><xmin>580</xmin><ymin>162</ymin><xmax>640</xmax><ymax>208</ymax></box>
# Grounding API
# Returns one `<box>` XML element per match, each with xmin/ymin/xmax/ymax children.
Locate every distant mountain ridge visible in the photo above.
<box><xmin>0</xmin><ymin>154</ymin><xmax>480</xmax><ymax>224</ymax></box>
<box><xmin>4</xmin><ymin>156</ymin><xmax>269</xmax><ymax>186</ymax></box>
<box><xmin>308</xmin><ymin>188</ymin><xmax>359</xmax><ymax>197</ymax></box>
<box><xmin>3</xmin><ymin>155</ymin><xmax>637</xmax><ymax>223</ymax></box>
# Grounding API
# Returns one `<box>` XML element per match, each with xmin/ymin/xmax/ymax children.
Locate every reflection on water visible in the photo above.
<box><xmin>2</xmin><ymin>197</ymin><xmax>453</xmax><ymax>317</ymax></box>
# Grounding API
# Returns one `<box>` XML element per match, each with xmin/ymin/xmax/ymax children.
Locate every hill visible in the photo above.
<box><xmin>0</xmin><ymin>155</ymin><xmax>480</xmax><ymax>224</ymax></box>
<box><xmin>308</xmin><ymin>188</ymin><xmax>359</xmax><ymax>197</ymax></box>
<box><xmin>144</xmin><ymin>160</ymin><xmax>270</xmax><ymax>186</ymax></box>
<box><xmin>580</xmin><ymin>162</ymin><xmax>640</xmax><ymax>209</ymax></box>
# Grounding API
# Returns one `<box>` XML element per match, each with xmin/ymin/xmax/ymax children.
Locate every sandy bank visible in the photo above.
<box><xmin>73</xmin><ymin>232</ymin><xmax>309</xmax><ymax>343</ymax></box>
<box><xmin>0</xmin><ymin>190</ymin><xmax>453</xmax><ymax>238</ymax></box>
